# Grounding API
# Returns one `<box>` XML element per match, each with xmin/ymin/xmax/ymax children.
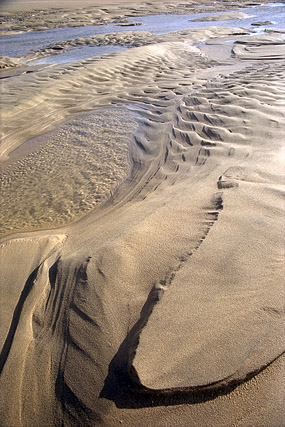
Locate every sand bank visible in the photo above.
<box><xmin>0</xmin><ymin>27</ymin><xmax>250</xmax><ymax>71</ymax></box>
<box><xmin>191</xmin><ymin>12</ymin><xmax>251</xmax><ymax>22</ymax></box>
<box><xmin>0</xmin><ymin>0</ymin><xmax>279</xmax><ymax>32</ymax></box>
<box><xmin>0</xmin><ymin>1</ymin><xmax>284</xmax><ymax>426</ymax></box>
<box><xmin>232</xmin><ymin>32</ymin><xmax>285</xmax><ymax>59</ymax></box>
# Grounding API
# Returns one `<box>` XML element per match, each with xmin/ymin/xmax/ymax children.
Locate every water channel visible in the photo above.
<box><xmin>0</xmin><ymin>3</ymin><xmax>284</xmax><ymax>65</ymax></box>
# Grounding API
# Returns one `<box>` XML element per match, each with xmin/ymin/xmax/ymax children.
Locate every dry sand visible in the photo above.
<box><xmin>0</xmin><ymin>1</ymin><xmax>285</xmax><ymax>426</ymax></box>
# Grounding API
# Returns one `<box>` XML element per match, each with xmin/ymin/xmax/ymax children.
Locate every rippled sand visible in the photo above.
<box><xmin>0</xmin><ymin>1</ymin><xmax>285</xmax><ymax>427</ymax></box>
<box><xmin>0</xmin><ymin>108</ymin><xmax>138</xmax><ymax>236</ymax></box>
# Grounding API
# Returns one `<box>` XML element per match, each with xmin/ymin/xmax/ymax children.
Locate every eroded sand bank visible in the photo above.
<box><xmin>0</xmin><ymin>1</ymin><xmax>284</xmax><ymax>426</ymax></box>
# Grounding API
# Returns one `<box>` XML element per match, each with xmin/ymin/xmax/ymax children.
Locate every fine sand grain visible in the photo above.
<box><xmin>0</xmin><ymin>1</ymin><xmax>284</xmax><ymax>426</ymax></box>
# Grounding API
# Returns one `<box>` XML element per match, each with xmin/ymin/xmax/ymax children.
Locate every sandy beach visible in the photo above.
<box><xmin>0</xmin><ymin>1</ymin><xmax>284</xmax><ymax>426</ymax></box>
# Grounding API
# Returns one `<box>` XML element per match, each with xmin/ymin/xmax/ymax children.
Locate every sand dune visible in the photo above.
<box><xmin>0</xmin><ymin>234</ymin><xmax>66</xmax><ymax>346</ymax></box>
<box><xmin>0</xmin><ymin>2</ymin><xmax>285</xmax><ymax>426</ymax></box>
<box><xmin>130</xmin><ymin>64</ymin><xmax>285</xmax><ymax>393</ymax></box>
<box><xmin>0</xmin><ymin>43</ymin><xmax>204</xmax><ymax>161</ymax></box>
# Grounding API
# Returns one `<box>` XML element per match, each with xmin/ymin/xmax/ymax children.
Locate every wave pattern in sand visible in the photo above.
<box><xmin>0</xmin><ymin>109</ymin><xmax>137</xmax><ymax>236</ymax></box>
<box><xmin>0</xmin><ymin>26</ymin><xmax>285</xmax><ymax>427</ymax></box>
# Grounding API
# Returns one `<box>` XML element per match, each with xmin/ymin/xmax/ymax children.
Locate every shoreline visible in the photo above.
<box><xmin>1</xmin><ymin>0</ymin><xmax>282</xmax><ymax>11</ymax></box>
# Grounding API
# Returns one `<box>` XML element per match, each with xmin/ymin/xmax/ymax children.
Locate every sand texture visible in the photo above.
<box><xmin>0</xmin><ymin>1</ymin><xmax>285</xmax><ymax>426</ymax></box>
<box><xmin>0</xmin><ymin>0</ymin><xmax>271</xmax><ymax>31</ymax></box>
<box><xmin>232</xmin><ymin>33</ymin><xmax>285</xmax><ymax>60</ymax></box>
<box><xmin>191</xmin><ymin>12</ymin><xmax>251</xmax><ymax>22</ymax></box>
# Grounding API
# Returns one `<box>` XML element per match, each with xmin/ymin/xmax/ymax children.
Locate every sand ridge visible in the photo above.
<box><xmin>0</xmin><ymin>2</ymin><xmax>285</xmax><ymax>426</ymax></box>
<box><xmin>232</xmin><ymin>32</ymin><xmax>285</xmax><ymax>59</ymax></box>
<box><xmin>3</xmin><ymin>27</ymin><xmax>249</xmax><ymax>67</ymax></box>
<box><xmin>130</xmin><ymin>63</ymin><xmax>285</xmax><ymax>393</ymax></box>
<box><xmin>0</xmin><ymin>0</ymin><xmax>275</xmax><ymax>31</ymax></box>
<box><xmin>0</xmin><ymin>42</ymin><xmax>211</xmax><ymax>161</ymax></box>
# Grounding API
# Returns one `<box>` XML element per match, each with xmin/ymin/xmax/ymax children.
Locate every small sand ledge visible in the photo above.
<box><xmin>0</xmin><ymin>2</ymin><xmax>284</xmax><ymax>426</ymax></box>
<box><xmin>0</xmin><ymin>0</ymin><xmax>272</xmax><ymax>32</ymax></box>
<box><xmin>191</xmin><ymin>12</ymin><xmax>251</xmax><ymax>22</ymax></box>
<box><xmin>0</xmin><ymin>56</ymin><xmax>22</xmax><ymax>69</ymax></box>
<box><xmin>232</xmin><ymin>32</ymin><xmax>285</xmax><ymax>59</ymax></box>
<box><xmin>0</xmin><ymin>27</ymin><xmax>250</xmax><ymax>70</ymax></box>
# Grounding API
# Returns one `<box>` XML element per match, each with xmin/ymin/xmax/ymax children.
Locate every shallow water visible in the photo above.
<box><xmin>0</xmin><ymin>22</ymin><xmax>124</xmax><ymax>57</ymax></box>
<box><xmin>28</xmin><ymin>45</ymin><xmax>127</xmax><ymax>65</ymax></box>
<box><xmin>1</xmin><ymin>3</ymin><xmax>284</xmax><ymax>61</ymax></box>
<box><xmin>0</xmin><ymin>108</ymin><xmax>139</xmax><ymax>236</ymax></box>
<box><xmin>133</xmin><ymin>4</ymin><xmax>285</xmax><ymax>34</ymax></box>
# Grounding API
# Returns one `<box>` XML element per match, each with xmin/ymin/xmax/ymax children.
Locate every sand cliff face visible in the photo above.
<box><xmin>0</xmin><ymin>2</ymin><xmax>285</xmax><ymax>426</ymax></box>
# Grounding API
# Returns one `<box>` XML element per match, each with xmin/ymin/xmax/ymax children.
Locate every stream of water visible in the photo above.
<box><xmin>0</xmin><ymin>3</ymin><xmax>284</xmax><ymax>65</ymax></box>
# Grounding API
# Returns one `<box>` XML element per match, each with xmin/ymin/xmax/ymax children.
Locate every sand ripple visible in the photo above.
<box><xmin>0</xmin><ymin>13</ymin><xmax>284</xmax><ymax>427</ymax></box>
<box><xmin>0</xmin><ymin>109</ymin><xmax>137</xmax><ymax>236</ymax></box>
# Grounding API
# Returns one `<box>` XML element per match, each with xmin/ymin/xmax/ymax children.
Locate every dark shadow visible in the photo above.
<box><xmin>99</xmin><ymin>284</ymin><xmax>160</xmax><ymax>406</ymax></box>
<box><xmin>0</xmin><ymin>266</ymin><xmax>39</xmax><ymax>374</ymax></box>
<box><xmin>99</xmin><ymin>233</ymin><xmax>275</xmax><ymax>410</ymax></box>
<box><xmin>55</xmin><ymin>368</ymin><xmax>101</xmax><ymax>426</ymax></box>
<box><xmin>100</xmin><ymin>315</ymin><xmax>271</xmax><ymax>409</ymax></box>
<box><xmin>53</xmin><ymin>256</ymin><xmax>101</xmax><ymax>425</ymax></box>
<box><xmin>99</xmin><ymin>279</ymin><xmax>244</xmax><ymax>409</ymax></box>
<box><xmin>100</xmin><ymin>192</ymin><xmax>232</xmax><ymax>408</ymax></box>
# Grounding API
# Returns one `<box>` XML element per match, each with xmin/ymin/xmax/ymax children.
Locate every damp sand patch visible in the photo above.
<box><xmin>0</xmin><ymin>108</ymin><xmax>139</xmax><ymax>237</ymax></box>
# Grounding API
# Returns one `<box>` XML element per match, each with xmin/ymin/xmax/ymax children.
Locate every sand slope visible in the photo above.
<box><xmin>131</xmin><ymin>65</ymin><xmax>285</xmax><ymax>392</ymax></box>
<box><xmin>0</xmin><ymin>6</ymin><xmax>285</xmax><ymax>427</ymax></box>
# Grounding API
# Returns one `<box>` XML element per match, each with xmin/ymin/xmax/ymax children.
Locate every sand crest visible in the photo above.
<box><xmin>232</xmin><ymin>32</ymin><xmax>285</xmax><ymax>60</ymax></box>
<box><xmin>191</xmin><ymin>12</ymin><xmax>251</xmax><ymax>22</ymax></box>
<box><xmin>0</xmin><ymin>1</ymin><xmax>285</xmax><ymax>426</ymax></box>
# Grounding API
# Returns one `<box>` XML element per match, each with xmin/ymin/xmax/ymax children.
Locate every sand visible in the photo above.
<box><xmin>0</xmin><ymin>1</ymin><xmax>285</xmax><ymax>426</ymax></box>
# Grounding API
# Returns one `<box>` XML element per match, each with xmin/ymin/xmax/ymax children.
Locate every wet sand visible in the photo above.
<box><xmin>0</xmin><ymin>1</ymin><xmax>284</xmax><ymax>426</ymax></box>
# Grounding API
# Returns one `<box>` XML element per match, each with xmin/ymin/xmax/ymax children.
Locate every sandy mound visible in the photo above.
<box><xmin>0</xmin><ymin>3</ymin><xmax>284</xmax><ymax>427</ymax></box>
<box><xmin>130</xmin><ymin>64</ymin><xmax>285</xmax><ymax>392</ymax></box>
<box><xmin>232</xmin><ymin>33</ymin><xmax>285</xmax><ymax>59</ymax></box>
<box><xmin>0</xmin><ymin>234</ymin><xmax>66</xmax><ymax>345</ymax></box>
<box><xmin>0</xmin><ymin>0</ymin><xmax>263</xmax><ymax>30</ymax></box>
<box><xmin>192</xmin><ymin>12</ymin><xmax>251</xmax><ymax>22</ymax></box>
<box><xmin>0</xmin><ymin>56</ymin><xmax>22</xmax><ymax>69</ymax></box>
